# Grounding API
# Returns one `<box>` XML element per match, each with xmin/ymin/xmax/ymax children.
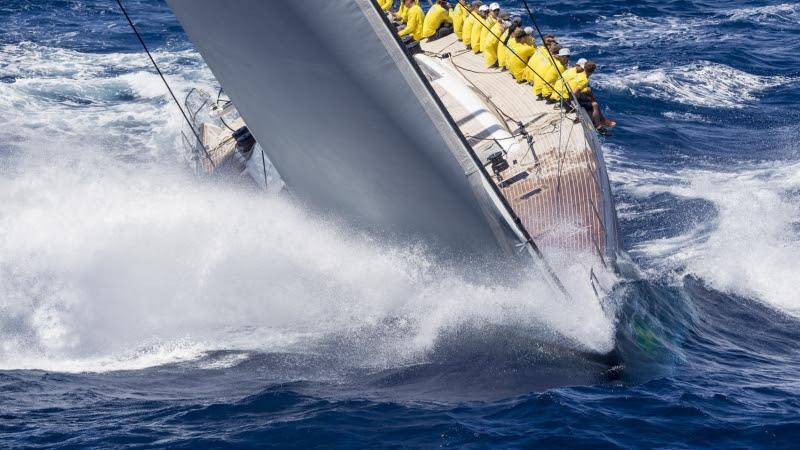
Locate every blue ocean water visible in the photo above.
<box><xmin>1</xmin><ymin>0</ymin><xmax>799</xmax><ymax>448</ymax></box>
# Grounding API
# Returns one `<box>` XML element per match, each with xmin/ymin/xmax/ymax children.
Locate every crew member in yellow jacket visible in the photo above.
<box><xmin>550</xmin><ymin>58</ymin><xmax>588</xmax><ymax>101</ymax></box>
<box><xmin>478</xmin><ymin>3</ymin><xmax>500</xmax><ymax>55</ymax></box>
<box><xmin>550</xmin><ymin>61</ymin><xmax>615</xmax><ymax>128</ymax></box>
<box><xmin>506</xmin><ymin>28</ymin><xmax>536</xmax><ymax>82</ymax></box>
<box><xmin>422</xmin><ymin>0</ymin><xmax>453</xmax><ymax>40</ymax></box>
<box><xmin>496</xmin><ymin>29</ymin><xmax>510</xmax><ymax>68</ymax></box>
<box><xmin>523</xmin><ymin>34</ymin><xmax>556</xmax><ymax>85</ymax></box>
<box><xmin>540</xmin><ymin>47</ymin><xmax>570</xmax><ymax>101</ymax></box>
<box><xmin>397</xmin><ymin>0</ymin><xmax>424</xmax><ymax>41</ymax></box>
<box><xmin>396</xmin><ymin>0</ymin><xmax>419</xmax><ymax>23</ymax></box>
<box><xmin>496</xmin><ymin>17</ymin><xmax>519</xmax><ymax>70</ymax></box>
<box><xmin>461</xmin><ymin>2</ymin><xmax>477</xmax><ymax>46</ymax></box>
<box><xmin>452</xmin><ymin>0</ymin><xmax>467</xmax><ymax>38</ymax></box>
<box><xmin>380</xmin><ymin>0</ymin><xmax>393</xmax><ymax>12</ymax></box>
<box><xmin>482</xmin><ymin>12</ymin><xmax>510</xmax><ymax>68</ymax></box>
<box><xmin>532</xmin><ymin>42</ymin><xmax>559</xmax><ymax>98</ymax></box>
<box><xmin>470</xmin><ymin>4</ymin><xmax>490</xmax><ymax>54</ymax></box>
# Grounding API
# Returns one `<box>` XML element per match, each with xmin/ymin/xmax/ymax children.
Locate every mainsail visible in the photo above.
<box><xmin>167</xmin><ymin>0</ymin><xmax>522</xmax><ymax>259</ymax></box>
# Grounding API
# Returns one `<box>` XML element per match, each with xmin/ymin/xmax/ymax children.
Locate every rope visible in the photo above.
<box><xmin>114</xmin><ymin>0</ymin><xmax>215</xmax><ymax>168</ymax></box>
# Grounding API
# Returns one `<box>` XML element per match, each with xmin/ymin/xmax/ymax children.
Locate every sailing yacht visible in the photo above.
<box><xmin>166</xmin><ymin>0</ymin><xmax>619</xmax><ymax>299</ymax></box>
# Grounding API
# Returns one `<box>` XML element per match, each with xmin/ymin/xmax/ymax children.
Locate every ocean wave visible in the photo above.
<box><xmin>0</xmin><ymin>42</ymin><xmax>218</xmax><ymax>159</ymax></box>
<box><xmin>594</xmin><ymin>61</ymin><xmax>792</xmax><ymax>109</ymax></box>
<box><xmin>595</xmin><ymin>13</ymin><xmax>710</xmax><ymax>44</ymax></box>
<box><xmin>617</xmin><ymin>159</ymin><xmax>800</xmax><ymax>318</ymax></box>
<box><xmin>591</xmin><ymin>5</ymin><xmax>799</xmax><ymax>50</ymax></box>
<box><xmin>724</xmin><ymin>3</ymin><xmax>800</xmax><ymax>26</ymax></box>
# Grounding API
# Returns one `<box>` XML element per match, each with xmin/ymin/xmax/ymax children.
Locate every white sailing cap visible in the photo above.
<box><xmin>489</xmin><ymin>2</ymin><xmax>500</xmax><ymax>10</ymax></box>
<box><xmin>558</xmin><ymin>48</ymin><xmax>571</xmax><ymax>56</ymax></box>
<box><xmin>524</xmin><ymin>26</ymin><xmax>533</xmax><ymax>35</ymax></box>
<box><xmin>576</xmin><ymin>58</ymin><xmax>588</xmax><ymax>67</ymax></box>
<box><xmin>478</xmin><ymin>5</ymin><xmax>489</xmax><ymax>12</ymax></box>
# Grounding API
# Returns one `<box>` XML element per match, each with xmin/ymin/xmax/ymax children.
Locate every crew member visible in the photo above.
<box><xmin>398</xmin><ymin>0</ymin><xmax>424</xmax><ymax>43</ymax></box>
<box><xmin>483</xmin><ymin>12</ymin><xmax>510</xmax><ymax>68</ymax></box>
<box><xmin>380</xmin><ymin>0</ymin><xmax>393</xmax><ymax>12</ymax></box>
<box><xmin>396</xmin><ymin>0</ymin><xmax>419</xmax><ymax>24</ymax></box>
<box><xmin>422</xmin><ymin>0</ymin><xmax>453</xmax><ymax>40</ymax></box>
<box><xmin>506</xmin><ymin>27</ymin><xmax>536</xmax><ymax>82</ymax></box>
<box><xmin>452</xmin><ymin>0</ymin><xmax>468</xmax><ymax>39</ymax></box>
<box><xmin>461</xmin><ymin>1</ymin><xmax>482</xmax><ymax>48</ymax></box>
<box><xmin>549</xmin><ymin>57</ymin><xmax>586</xmax><ymax>101</ymax></box>
<box><xmin>564</xmin><ymin>62</ymin><xmax>616</xmax><ymax>129</ymax></box>
<box><xmin>541</xmin><ymin>47</ymin><xmax>570</xmax><ymax>102</ymax></box>
<box><xmin>478</xmin><ymin>3</ymin><xmax>501</xmax><ymax>55</ymax></box>
<box><xmin>470</xmin><ymin>4</ymin><xmax>490</xmax><ymax>54</ymax></box>
<box><xmin>497</xmin><ymin>16</ymin><xmax>521</xmax><ymax>70</ymax></box>
<box><xmin>528</xmin><ymin>36</ymin><xmax>557</xmax><ymax>96</ymax></box>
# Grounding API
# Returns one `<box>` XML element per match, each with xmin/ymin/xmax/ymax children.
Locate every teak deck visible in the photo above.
<box><xmin>420</xmin><ymin>33</ymin><xmax>615</xmax><ymax>265</ymax></box>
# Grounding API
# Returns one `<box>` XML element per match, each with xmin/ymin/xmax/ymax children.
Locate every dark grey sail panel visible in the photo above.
<box><xmin>167</xmin><ymin>0</ymin><xmax>519</xmax><ymax>257</ymax></box>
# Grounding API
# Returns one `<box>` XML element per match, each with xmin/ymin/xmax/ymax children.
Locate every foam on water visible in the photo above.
<box><xmin>616</xmin><ymin>157</ymin><xmax>800</xmax><ymax>317</ymax></box>
<box><xmin>0</xmin><ymin>146</ymin><xmax>615</xmax><ymax>372</ymax></box>
<box><xmin>725</xmin><ymin>3</ymin><xmax>800</xmax><ymax>25</ymax></box>
<box><xmin>0</xmin><ymin>41</ymin><xmax>216</xmax><ymax>157</ymax></box>
<box><xmin>595</xmin><ymin>61</ymin><xmax>793</xmax><ymax>109</ymax></box>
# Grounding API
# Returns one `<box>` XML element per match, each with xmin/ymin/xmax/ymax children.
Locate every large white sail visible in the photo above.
<box><xmin>167</xmin><ymin>0</ymin><xmax>521</xmax><ymax>259</ymax></box>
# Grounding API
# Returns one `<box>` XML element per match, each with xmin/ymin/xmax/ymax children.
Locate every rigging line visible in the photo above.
<box><xmin>114</xmin><ymin>0</ymin><xmax>215</xmax><ymax>168</ymax></box>
<box><xmin>517</xmin><ymin>0</ymin><xmax>574</xmax><ymax>157</ymax></box>
<box><xmin>260</xmin><ymin>146</ymin><xmax>269</xmax><ymax>190</ymax></box>
<box><xmin>520</xmin><ymin>0</ymin><xmax>573</xmax><ymax>104</ymax></box>
<box><xmin>466</xmin><ymin>133</ymin><xmax>523</xmax><ymax>142</ymax></box>
<box><xmin>520</xmin><ymin>0</ymin><xmax>598</xmax><ymax>138</ymax></box>
<box><xmin>219</xmin><ymin>114</ymin><xmax>238</xmax><ymax>133</ymax></box>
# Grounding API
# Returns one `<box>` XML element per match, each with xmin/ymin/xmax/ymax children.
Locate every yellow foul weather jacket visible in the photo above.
<box><xmin>461</xmin><ymin>13</ymin><xmax>474</xmax><ymax>44</ymax></box>
<box><xmin>540</xmin><ymin>58</ymin><xmax>567</xmax><ymax>98</ymax></box>
<box><xmin>482</xmin><ymin>22</ymin><xmax>504</xmax><ymax>67</ymax></box>
<box><xmin>422</xmin><ymin>4</ymin><xmax>452</xmax><ymax>39</ymax></box>
<box><xmin>479</xmin><ymin>16</ymin><xmax>496</xmax><ymax>54</ymax></box>
<box><xmin>452</xmin><ymin>3</ymin><xmax>466</xmax><ymax>38</ymax></box>
<box><xmin>507</xmin><ymin>41</ymin><xmax>536</xmax><ymax>81</ymax></box>
<box><xmin>380</xmin><ymin>0</ymin><xmax>393</xmax><ymax>12</ymax></box>
<box><xmin>551</xmin><ymin>68</ymin><xmax>589</xmax><ymax>101</ymax></box>
<box><xmin>398</xmin><ymin>4</ymin><xmax>424</xmax><ymax>41</ymax></box>
<box><xmin>470</xmin><ymin>15</ymin><xmax>487</xmax><ymax>53</ymax></box>
<box><xmin>532</xmin><ymin>49</ymin><xmax>553</xmax><ymax>95</ymax></box>
<box><xmin>501</xmin><ymin>36</ymin><xmax>518</xmax><ymax>69</ymax></box>
<box><xmin>397</xmin><ymin>0</ymin><xmax>419</xmax><ymax>23</ymax></box>
<box><xmin>496</xmin><ymin>30</ymin><xmax>510</xmax><ymax>68</ymax></box>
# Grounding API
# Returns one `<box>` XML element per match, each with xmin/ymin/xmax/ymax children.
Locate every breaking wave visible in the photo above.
<box><xmin>615</xmin><ymin>157</ymin><xmax>800</xmax><ymax>317</ymax></box>
<box><xmin>0</xmin><ymin>145</ymin><xmax>615</xmax><ymax>373</ymax></box>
